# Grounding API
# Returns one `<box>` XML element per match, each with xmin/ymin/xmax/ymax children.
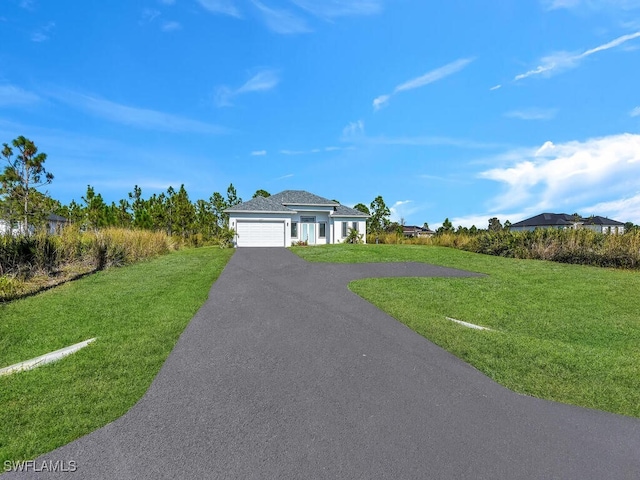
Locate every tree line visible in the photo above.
<box><xmin>3</xmin><ymin>136</ymin><xmax>638</xmax><ymax>239</ymax></box>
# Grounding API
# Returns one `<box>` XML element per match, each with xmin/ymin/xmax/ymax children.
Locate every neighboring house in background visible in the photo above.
<box><xmin>580</xmin><ymin>215</ymin><xmax>626</xmax><ymax>234</ymax></box>
<box><xmin>45</xmin><ymin>214</ymin><xmax>71</xmax><ymax>234</ymax></box>
<box><xmin>510</xmin><ymin>213</ymin><xmax>625</xmax><ymax>234</ymax></box>
<box><xmin>225</xmin><ymin>190</ymin><xmax>369</xmax><ymax>247</ymax></box>
<box><xmin>0</xmin><ymin>214</ymin><xmax>70</xmax><ymax>236</ymax></box>
<box><xmin>403</xmin><ymin>225</ymin><xmax>435</xmax><ymax>238</ymax></box>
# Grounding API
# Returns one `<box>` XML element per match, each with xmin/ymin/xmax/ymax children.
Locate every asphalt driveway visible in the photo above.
<box><xmin>7</xmin><ymin>248</ymin><xmax>640</xmax><ymax>479</ymax></box>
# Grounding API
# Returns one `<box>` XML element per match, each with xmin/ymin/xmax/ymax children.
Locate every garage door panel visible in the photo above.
<box><xmin>236</xmin><ymin>221</ymin><xmax>285</xmax><ymax>247</ymax></box>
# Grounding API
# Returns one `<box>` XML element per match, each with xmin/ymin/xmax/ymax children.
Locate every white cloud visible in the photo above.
<box><xmin>389</xmin><ymin>200</ymin><xmax>415</xmax><ymax>223</ymax></box>
<box><xmin>19</xmin><ymin>0</ymin><xmax>35</xmax><ymax>10</ymax></box>
<box><xmin>0</xmin><ymin>84</ymin><xmax>40</xmax><ymax>106</ymax></box>
<box><xmin>515</xmin><ymin>31</ymin><xmax>640</xmax><ymax>80</ymax></box>
<box><xmin>161</xmin><ymin>21</ymin><xmax>182</xmax><ymax>31</ymax></box>
<box><xmin>55</xmin><ymin>91</ymin><xmax>229</xmax><ymax>134</ymax></box>
<box><xmin>543</xmin><ymin>0</ymin><xmax>640</xmax><ymax>11</ymax></box>
<box><xmin>31</xmin><ymin>21</ymin><xmax>55</xmax><ymax>42</ymax></box>
<box><xmin>373</xmin><ymin>58</ymin><xmax>474</xmax><ymax>110</ymax></box>
<box><xmin>490</xmin><ymin>84</ymin><xmax>502</xmax><ymax>91</ymax></box>
<box><xmin>372</xmin><ymin>94</ymin><xmax>391</xmax><ymax>110</ymax></box>
<box><xmin>252</xmin><ymin>0</ymin><xmax>310</xmax><ymax>34</ymax></box>
<box><xmin>342</xmin><ymin>120</ymin><xmax>365</xmax><ymax>140</ymax></box>
<box><xmin>196</xmin><ymin>0</ymin><xmax>241</xmax><ymax>18</ymax></box>
<box><xmin>504</xmin><ymin>108</ymin><xmax>558</xmax><ymax>120</ymax></box>
<box><xmin>251</xmin><ymin>150</ymin><xmax>267</xmax><ymax>156</ymax></box>
<box><xmin>215</xmin><ymin>69</ymin><xmax>280</xmax><ymax>106</ymax></box>
<box><xmin>585</xmin><ymin>194</ymin><xmax>640</xmax><ymax>222</ymax></box>
<box><xmin>141</xmin><ymin>8</ymin><xmax>161</xmax><ymax>23</ymax></box>
<box><xmin>631</xmin><ymin>106</ymin><xmax>640</xmax><ymax>116</ymax></box>
<box><xmin>290</xmin><ymin>0</ymin><xmax>382</xmax><ymax>18</ymax></box>
<box><xmin>478</xmin><ymin>133</ymin><xmax>640</xmax><ymax>220</ymax></box>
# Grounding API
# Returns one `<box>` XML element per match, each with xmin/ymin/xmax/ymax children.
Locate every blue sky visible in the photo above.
<box><xmin>2</xmin><ymin>0</ymin><xmax>640</xmax><ymax>228</ymax></box>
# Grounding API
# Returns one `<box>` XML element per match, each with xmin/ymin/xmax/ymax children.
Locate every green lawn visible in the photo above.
<box><xmin>0</xmin><ymin>246</ymin><xmax>233</xmax><ymax>463</ymax></box>
<box><xmin>292</xmin><ymin>244</ymin><xmax>640</xmax><ymax>418</ymax></box>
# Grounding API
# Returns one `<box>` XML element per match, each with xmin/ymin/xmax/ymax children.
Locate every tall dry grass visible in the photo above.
<box><xmin>367</xmin><ymin>229</ymin><xmax>640</xmax><ymax>269</ymax></box>
<box><xmin>1</xmin><ymin>227</ymin><xmax>178</xmax><ymax>300</ymax></box>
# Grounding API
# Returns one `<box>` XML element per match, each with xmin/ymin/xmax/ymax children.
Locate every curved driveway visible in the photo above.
<box><xmin>9</xmin><ymin>248</ymin><xmax>640</xmax><ymax>479</ymax></box>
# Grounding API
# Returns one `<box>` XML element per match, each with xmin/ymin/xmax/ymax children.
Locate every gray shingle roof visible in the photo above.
<box><xmin>225</xmin><ymin>190</ymin><xmax>370</xmax><ymax>217</ymax></box>
<box><xmin>511</xmin><ymin>213</ymin><xmax>576</xmax><ymax>227</ymax></box>
<box><xmin>512</xmin><ymin>213</ymin><xmax>624</xmax><ymax>227</ymax></box>
<box><xmin>269</xmin><ymin>190</ymin><xmax>338</xmax><ymax>206</ymax></box>
<box><xmin>331</xmin><ymin>204</ymin><xmax>370</xmax><ymax>217</ymax></box>
<box><xmin>582</xmin><ymin>216</ymin><xmax>625</xmax><ymax>226</ymax></box>
<box><xmin>224</xmin><ymin>195</ymin><xmax>295</xmax><ymax>213</ymax></box>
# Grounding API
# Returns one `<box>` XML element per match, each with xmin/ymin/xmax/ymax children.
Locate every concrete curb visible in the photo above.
<box><xmin>0</xmin><ymin>338</ymin><xmax>97</xmax><ymax>376</ymax></box>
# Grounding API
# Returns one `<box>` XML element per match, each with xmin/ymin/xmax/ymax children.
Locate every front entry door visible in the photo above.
<box><xmin>301</xmin><ymin>223</ymin><xmax>316</xmax><ymax>244</ymax></box>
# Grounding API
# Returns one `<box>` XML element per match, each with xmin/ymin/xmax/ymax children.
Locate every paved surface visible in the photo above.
<box><xmin>7</xmin><ymin>248</ymin><xmax>640</xmax><ymax>479</ymax></box>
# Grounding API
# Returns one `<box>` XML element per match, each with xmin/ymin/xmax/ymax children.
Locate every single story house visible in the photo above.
<box><xmin>403</xmin><ymin>225</ymin><xmax>435</xmax><ymax>238</ymax></box>
<box><xmin>0</xmin><ymin>214</ymin><xmax>70</xmax><ymax>236</ymax></box>
<box><xmin>224</xmin><ymin>190</ymin><xmax>369</xmax><ymax>247</ymax></box>
<box><xmin>510</xmin><ymin>213</ymin><xmax>625</xmax><ymax>234</ymax></box>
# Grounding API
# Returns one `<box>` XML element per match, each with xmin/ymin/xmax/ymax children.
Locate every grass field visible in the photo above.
<box><xmin>292</xmin><ymin>244</ymin><xmax>640</xmax><ymax>418</ymax></box>
<box><xmin>0</xmin><ymin>246</ymin><xmax>233</xmax><ymax>463</ymax></box>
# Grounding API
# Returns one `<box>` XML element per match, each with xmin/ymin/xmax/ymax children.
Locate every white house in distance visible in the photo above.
<box><xmin>0</xmin><ymin>213</ymin><xmax>69</xmax><ymax>236</ymax></box>
<box><xmin>224</xmin><ymin>190</ymin><xmax>369</xmax><ymax>247</ymax></box>
<box><xmin>510</xmin><ymin>213</ymin><xmax>625</xmax><ymax>234</ymax></box>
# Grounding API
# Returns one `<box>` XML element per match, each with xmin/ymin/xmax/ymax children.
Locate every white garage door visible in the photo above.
<box><xmin>236</xmin><ymin>221</ymin><xmax>285</xmax><ymax>247</ymax></box>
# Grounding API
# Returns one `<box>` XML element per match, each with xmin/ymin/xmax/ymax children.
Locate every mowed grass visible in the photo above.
<box><xmin>292</xmin><ymin>244</ymin><xmax>640</xmax><ymax>418</ymax></box>
<box><xmin>0</xmin><ymin>246</ymin><xmax>233</xmax><ymax>462</ymax></box>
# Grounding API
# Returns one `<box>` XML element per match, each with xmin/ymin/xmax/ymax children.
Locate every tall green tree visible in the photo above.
<box><xmin>369</xmin><ymin>196</ymin><xmax>390</xmax><ymax>234</ymax></box>
<box><xmin>253</xmin><ymin>189</ymin><xmax>270</xmax><ymax>198</ymax></box>
<box><xmin>226</xmin><ymin>183</ymin><xmax>242</xmax><ymax>207</ymax></box>
<box><xmin>82</xmin><ymin>185</ymin><xmax>108</xmax><ymax>229</ymax></box>
<box><xmin>170</xmin><ymin>185</ymin><xmax>195</xmax><ymax>238</ymax></box>
<box><xmin>488</xmin><ymin>217</ymin><xmax>503</xmax><ymax>232</ymax></box>
<box><xmin>0</xmin><ymin>136</ymin><xmax>54</xmax><ymax>234</ymax></box>
<box><xmin>436</xmin><ymin>218</ymin><xmax>454</xmax><ymax>234</ymax></box>
<box><xmin>353</xmin><ymin>203</ymin><xmax>370</xmax><ymax>215</ymax></box>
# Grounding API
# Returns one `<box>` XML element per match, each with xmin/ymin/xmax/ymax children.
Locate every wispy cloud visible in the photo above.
<box><xmin>342</xmin><ymin>120</ymin><xmax>365</xmax><ymax>140</ymax></box>
<box><xmin>215</xmin><ymin>69</ymin><xmax>280</xmax><ymax>107</ymax></box>
<box><xmin>251</xmin><ymin>0</ymin><xmax>310</xmax><ymax>34</ymax></box>
<box><xmin>361</xmin><ymin>135</ymin><xmax>506</xmax><ymax>150</ymax></box>
<box><xmin>373</xmin><ymin>58</ymin><xmax>474</xmax><ymax>110</ymax></box>
<box><xmin>585</xmin><ymin>193</ymin><xmax>640</xmax><ymax>223</ymax></box>
<box><xmin>196</xmin><ymin>0</ymin><xmax>242</xmax><ymax>18</ymax></box>
<box><xmin>490</xmin><ymin>84</ymin><xmax>502</xmax><ymax>91</ymax></box>
<box><xmin>18</xmin><ymin>0</ymin><xmax>36</xmax><ymax>10</ymax></box>
<box><xmin>631</xmin><ymin>106</ymin><xmax>640</xmax><ymax>117</ymax></box>
<box><xmin>279</xmin><ymin>146</ymin><xmax>347</xmax><ymax>155</ymax></box>
<box><xmin>277</xmin><ymin>173</ymin><xmax>294</xmax><ymax>180</ymax></box>
<box><xmin>478</xmin><ymin>133</ymin><xmax>640</xmax><ymax>218</ymax></box>
<box><xmin>141</xmin><ymin>8</ymin><xmax>161</xmax><ymax>24</ymax></box>
<box><xmin>0</xmin><ymin>84</ymin><xmax>40</xmax><ymax>106</ymax></box>
<box><xmin>389</xmin><ymin>200</ymin><xmax>416</xmax><ymax>223</ymax></box>
<box><xmin>161</xmin><ymin>21</ymin><xmax>182</xmax><ymax>31</ymax></box>
<box><xmin>504</xmin><ymin>108</ymin><xmax>558</xmax><ymax>120</ymax></box>
<box><xmin>31</xmin><ymin>21</ymin><xmax>55</xmax><ymax>42</ymax></box>
<box><xmin>55</xmin><ymin>91</ymin><xmax>229</xmax><ymax>134</ymax></box>
<box><xmin>290</xmin><ymin>0</ymin><xmax>382</xmax><ymax>18</ymax></box>
<box><xmin>543</xmin><ymin>0</ymin><xmax>640</xmax><ymax>11</ymax></box>
<box><xmin>515</xmin><ymin>31</ymin><xmax>640</xmax><ymax>81</ymax></box>
<box><xmin>251</xmin><ymin>150</ymin><xmax>267</xmax><ymax>156</ymax></box>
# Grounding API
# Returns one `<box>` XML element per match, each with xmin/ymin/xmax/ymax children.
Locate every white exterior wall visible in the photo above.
<box><xmin>333</xmin><ymin>218</ymin><xmax>367</xmax><ymax>243</ymax></box>
<box><xmin>289</xmin><ymin>207</ymin><xmax>332</xmax><ymax>245</ymax></box>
